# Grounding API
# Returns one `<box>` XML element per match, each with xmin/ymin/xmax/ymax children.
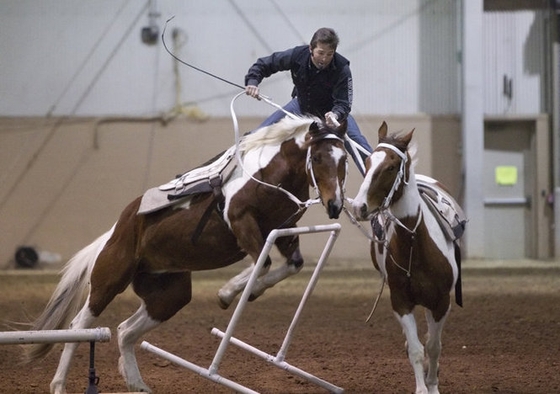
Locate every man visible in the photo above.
<box><xmin>244</xmin><ymin>27</ymin><xmax>372</xmax><ymax>175</ymax></box>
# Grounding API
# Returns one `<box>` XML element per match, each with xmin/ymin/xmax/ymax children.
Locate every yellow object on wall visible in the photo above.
<box><xmin>495</xmin><ymin>165</ymin><xmax>517</xmax><ymax>186</ymax></box>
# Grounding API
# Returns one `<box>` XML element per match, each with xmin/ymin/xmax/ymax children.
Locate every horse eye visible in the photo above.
<box><xmin>312</xmin><ymin>154</ymin><xmax>321</xmax><ymax>163</ymax></box>
<box><xmin>387</xmin><ymin>165</ymin><xmax>395</xmax><ymax>171</ymax></box>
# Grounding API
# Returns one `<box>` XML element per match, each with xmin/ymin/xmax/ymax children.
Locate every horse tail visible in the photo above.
<box><xmin>24</xmin><ymin>225</ymin><xmax>115</xmax><ymax>362</ymax></box>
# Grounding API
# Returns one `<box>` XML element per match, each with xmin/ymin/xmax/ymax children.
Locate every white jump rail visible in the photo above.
<box><xmin>142</xmin><ymin>223</ymin><xmax>344</xmax><ymax>394</ymax></box>
<box><xmin>0</xmin><ymin>327</ymin><xmax>111</xmax><ymax>394</ymax></box>
<box><xmin>0</xmin><ymin>327</ymin><xmax>111</xmax><ymax>344</ymax></box>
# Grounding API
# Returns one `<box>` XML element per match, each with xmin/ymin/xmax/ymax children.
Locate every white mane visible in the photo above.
<box><xmin>239</xmin><ymin>116</ymin><xmax>316</xmax><ymax>153</ymax></box>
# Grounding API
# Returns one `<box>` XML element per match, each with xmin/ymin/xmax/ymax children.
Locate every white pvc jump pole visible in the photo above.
<box><xmin>211</xmin><ymin>223</ymin><xmax>344</xmax><ymax>393</ymax></box>
<box><xmin>0</xmin><ymin>327</ymin><xmax>112</xmax><ymax>394</ymax></box>
<box><xmin>142</xmin><ymin>223</ymin><xmax>343</xmax><ymax>394</ymax></box>
<box><xmin>141</xmin><ymin>341</ymin><xmax>259</xmax><ymax>394</ymax></box>
<box><xmin>0</xmin><ymin>327</ymin><xmax>111</xmax><ymax>344</ymax></box>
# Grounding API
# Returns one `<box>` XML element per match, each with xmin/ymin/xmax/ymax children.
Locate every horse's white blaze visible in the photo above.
<box><xmin>352</xmin><ymin>150</ymin><xmax>386</xmax><ymax>216</ymax></box>
<box><xmin>331</xmin><ymin>145</ymin><xmax>346</xmax><ymax>164</ymax></box>
<box><xmin>331</xmin><ymin>145</ymin><xmax>346</xmax><ymax>203</ymax></box>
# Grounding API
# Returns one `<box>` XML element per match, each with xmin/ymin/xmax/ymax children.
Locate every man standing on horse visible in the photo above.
<box><xmin>244</xmin><ymin>27</ymin><xmax>372</xmax><ymax>175</ymax></box>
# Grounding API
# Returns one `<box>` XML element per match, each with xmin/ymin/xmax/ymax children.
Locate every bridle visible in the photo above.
<box><xmin>375</xmin><ymin>142</ymin><xmax>409</xmax><ymax>210</ymax></box>
<box><xmin>229</xmin><ymin>92</ymin><xmax>347</xmax><ymax>214</ymax></box>
<box><xmin>343</xmin><ymin>141</ymin><xmax>410</xmax><ymax>239</ymax></box>
<box><xmin>306</xmin><ymin>134</ymin><xmax>348</xmax><ymax>205</ymax></box>
<box><xmin>356</xmin><ymin>141</ymin><xmax>422</xmax><ymax>322</ymax></box>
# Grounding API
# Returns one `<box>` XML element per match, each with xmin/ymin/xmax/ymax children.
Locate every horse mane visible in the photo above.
<box><xmin>240</xmin><ymin>115</ymin><xmax>316</xmax><ymax>153</ymax></box>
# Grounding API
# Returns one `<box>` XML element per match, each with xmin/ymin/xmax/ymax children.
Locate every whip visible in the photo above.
<box><xmin>162</xmin><ymin>17</ymin><xmax>297</xmax><ymax>119</ymax></box>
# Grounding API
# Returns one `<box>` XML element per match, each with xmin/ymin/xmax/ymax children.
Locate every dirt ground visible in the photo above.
<box><xmin>0</xmin><ymin>259</ymin><xmax>558</xmax><ymax>394</ymax></box>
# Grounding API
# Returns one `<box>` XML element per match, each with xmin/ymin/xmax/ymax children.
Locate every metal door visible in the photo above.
<box><xmin>483</xmin><ymin>122</ymin><xmax>533</xmax><ymax>259</ymax></box>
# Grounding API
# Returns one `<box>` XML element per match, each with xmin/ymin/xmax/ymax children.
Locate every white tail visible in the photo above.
<box><xmin>24</xmin><ymin>226</ymin><xmax>114</xmax><ymax>362</ymax></box>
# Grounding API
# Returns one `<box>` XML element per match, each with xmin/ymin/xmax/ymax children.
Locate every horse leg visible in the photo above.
<box><xmin>249</xmin><ymin>235</ymin><xmax>303</xmax><ymax>301</ymax></box>
<box><xmin>217</xmin><ymin>257</ymin><xmax>272</xmax><ymax>309</ymax></box>
<box><xmin>117</xmin><ymin>271</ymin><xmax>193</xmax><ymax>392</ymax></box>
<box><xmin>116</xmin><ymin>303</ymin><xmax>158</xmax><ymax>393</ymax></box>
<box><xmin>50</xmin><ymin>301</ymin><xmax>98</xmax><ymax>394</ymax></box>
<box><xmin>395</xmin><ymin>311</ymin><xmax>429</xmax><ymax>394</ymax></box>
<box><xmin>424</xmin><ymin>307</ymin><xmax>449</xmax><ymax>394</ymax></box>
<box><xmin>217</xmin><ymin>213</ymin><xmax>274</xmax><ymax>309</ymax></box>
<box><xmin>51</xmin><ymin>232</ymin><xmax>137</xmax><ymax>394</ymax></box>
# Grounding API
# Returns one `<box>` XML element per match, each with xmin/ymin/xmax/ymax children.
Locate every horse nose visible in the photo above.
<box><xmin>353</xmin><ymin>203</ymin><xmax>369</xmax><ymax>219</ymax></box>
<box><xmin>327</xmin><ymin>199</ymin><xmax>342</xmax><ymax>219</ymax></box>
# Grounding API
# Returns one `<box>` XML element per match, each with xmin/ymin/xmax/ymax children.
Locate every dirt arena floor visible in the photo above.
<box><xmin>0</xmin><ymin>259</ymin><xmax>558</xmax><ymax>394</ymax></box>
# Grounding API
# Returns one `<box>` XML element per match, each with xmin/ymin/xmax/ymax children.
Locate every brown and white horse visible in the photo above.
<box><xmin>26</xmin><ymin>116</ymin><xmax>348</xmax><ymax>394</ymax></box>
<box><xmin>351</xmin><ymin>122</ymin><xmax>461</xmax><ymax>394</ymax></box>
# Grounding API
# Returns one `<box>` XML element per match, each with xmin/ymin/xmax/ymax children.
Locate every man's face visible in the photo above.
<box><xmin>310</xmin><ymin>43</ymin><xmax>335</xmax><ymax>70</ymax></box>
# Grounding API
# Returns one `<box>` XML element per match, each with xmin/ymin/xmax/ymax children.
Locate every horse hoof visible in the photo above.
<box><xmin>127</xmin><ymin>380</ymin><xmax>152</xmax><ymax>393</ymax></box>
<box><xmin>217</xmin><ymin>295</ymin><xmax>231</xmax><ymax>310</ymax></box>
<box><xmin>248</xmin><ymin>294</ymin><xmax>258</xmax><ymax>302</ymax></box>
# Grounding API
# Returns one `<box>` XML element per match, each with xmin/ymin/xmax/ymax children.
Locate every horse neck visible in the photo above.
<box><xmin>282</xmin><ymin>142</ymin><xmax>311</xmax><ymax>198</ymax></box>
<box><xmin>389</xmin><ymin>167</ymin><xmax>420</xmax><ymax>220</ymax></box>
<box><xmin>248</xmin><ymin>139</ymin><xmax>309</xmax><ymax>199</ymax></box>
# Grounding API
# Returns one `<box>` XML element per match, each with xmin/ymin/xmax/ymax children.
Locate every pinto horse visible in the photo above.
<box><xmin>26</xmin><ymin>115</ymin><xmax>348</xmax><ymax>394</ymax></box>
<box><xmin>351</xmin><ymin>122</ymin><xmax>463</xmax><ymax>394</ymax></box>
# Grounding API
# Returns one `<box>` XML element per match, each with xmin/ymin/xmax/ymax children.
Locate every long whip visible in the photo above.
<box><xmin>161</xmin><ymin>17</ymin><xmax>296</xmax><ymax>118</ymax></box>
<box><xmin>161</xmin><ymin>16</ymin><xmax>245</xmax><ymax>90</ymax></box>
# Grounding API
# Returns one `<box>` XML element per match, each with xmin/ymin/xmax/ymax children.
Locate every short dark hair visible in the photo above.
<box><xmin>310</xmin><ymin>28</ymin><xmax>339</xmax><ymax>50</ymax></box>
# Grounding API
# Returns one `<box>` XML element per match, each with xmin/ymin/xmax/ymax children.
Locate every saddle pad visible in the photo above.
<box><xmin>417</xmin><ymin>174</ymin><xmax>467</xmax><ymax>241</ymax></box>
<box><xmin>159</xmin><ymin>145</ymin><xmax>236</xmax><ymax>191</ymax></box>
<box><xmin>137</xmin><ymin>187</ymin><xmax>187</xmax><ymax>215</ymax></box>
<box><xmin>137</xmin><ymin>146</ymin><xmax>237</xmax><ymax>215</ymax></box>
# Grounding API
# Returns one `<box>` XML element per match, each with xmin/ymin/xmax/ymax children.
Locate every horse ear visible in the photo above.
<box><xmin>402</xmin><ymin>128</ymin><xmax>415</xmax><ymax>146</ymax></box>
<box><xmin>307</xmin><ymin>121</ymin><xmax>320</xmax><ymax>139</ymax></box>
<box><xmin>378</xmin><ymin>121</ymin><xmax>388</xmax><ymax>141</ymax></box>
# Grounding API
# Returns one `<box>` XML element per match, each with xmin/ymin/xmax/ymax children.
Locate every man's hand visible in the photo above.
<box><xmin>245</xmin><ymin>85</ymin><xmax>260</xmax><ymax>99</ymax></box>
<box><xmin>325</xmin><ymin>111</ymin><xmax>340</xmax><ymax>127</ymax></box>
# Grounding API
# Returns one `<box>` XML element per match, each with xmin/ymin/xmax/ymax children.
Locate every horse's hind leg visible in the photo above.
<box><xmin>50</xmin><ymin>302</ymin><xmax>98</xmax><ymax>394</ymax></box>
<box><xmin>118</xmin><ymin>271</ymin><xmax>193</xmax><ymax>393</ymax></box>
<box><xmin>424</xmin><ymin>307</ymin><xmax>449</xmax><ymax>394</ymax></box>
<box><xmin>52</xmin><ymin>246</ymin><xmax>134</xmax><ymax>394</ymax></box>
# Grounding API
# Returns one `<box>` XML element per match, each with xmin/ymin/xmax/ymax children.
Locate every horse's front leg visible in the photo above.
<box><xmin>217</xmin><ymin>256</ymin><xmax>272</xmax><ymax>309</ymax></box>
<box><xmin>424</xmin><ymin>307</ymin><xmax>449</xmax><ymax>394</ymax></box>
<box><xmin>249</xmin><ymin>235</ymin><xmax>303</xmax><ymax>300</ymax></box>
<box><xmin>217</xmin><ymin>215</ymin><xmax>270</xmax><ymax>309</ymax></box>
<box><xmin>395</xmin><ymin>311</ymin><xmax>429</xmax><ymax>394</ymax></box>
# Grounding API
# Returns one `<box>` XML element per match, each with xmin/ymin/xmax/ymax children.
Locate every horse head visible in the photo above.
<box><xmin>351</xmin><ymin>121</ymin><xmax>414</xmax><ymax>220</ymax></box>
<box><xmin>305</xmin><ymin>120</ymin><xmax>348</xmax><ymax>219</ymax></box>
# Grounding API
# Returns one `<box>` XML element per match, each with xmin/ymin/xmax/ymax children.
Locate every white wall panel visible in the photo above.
<box><xmin>0</xmin><ymin>1</ymin><xmax>460</xmax><ymax>118</ymax></box>
<box><xmin>483</xmin><ymin>10</ymin><xmax>545</xmax><ymax>114</ymax></box>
